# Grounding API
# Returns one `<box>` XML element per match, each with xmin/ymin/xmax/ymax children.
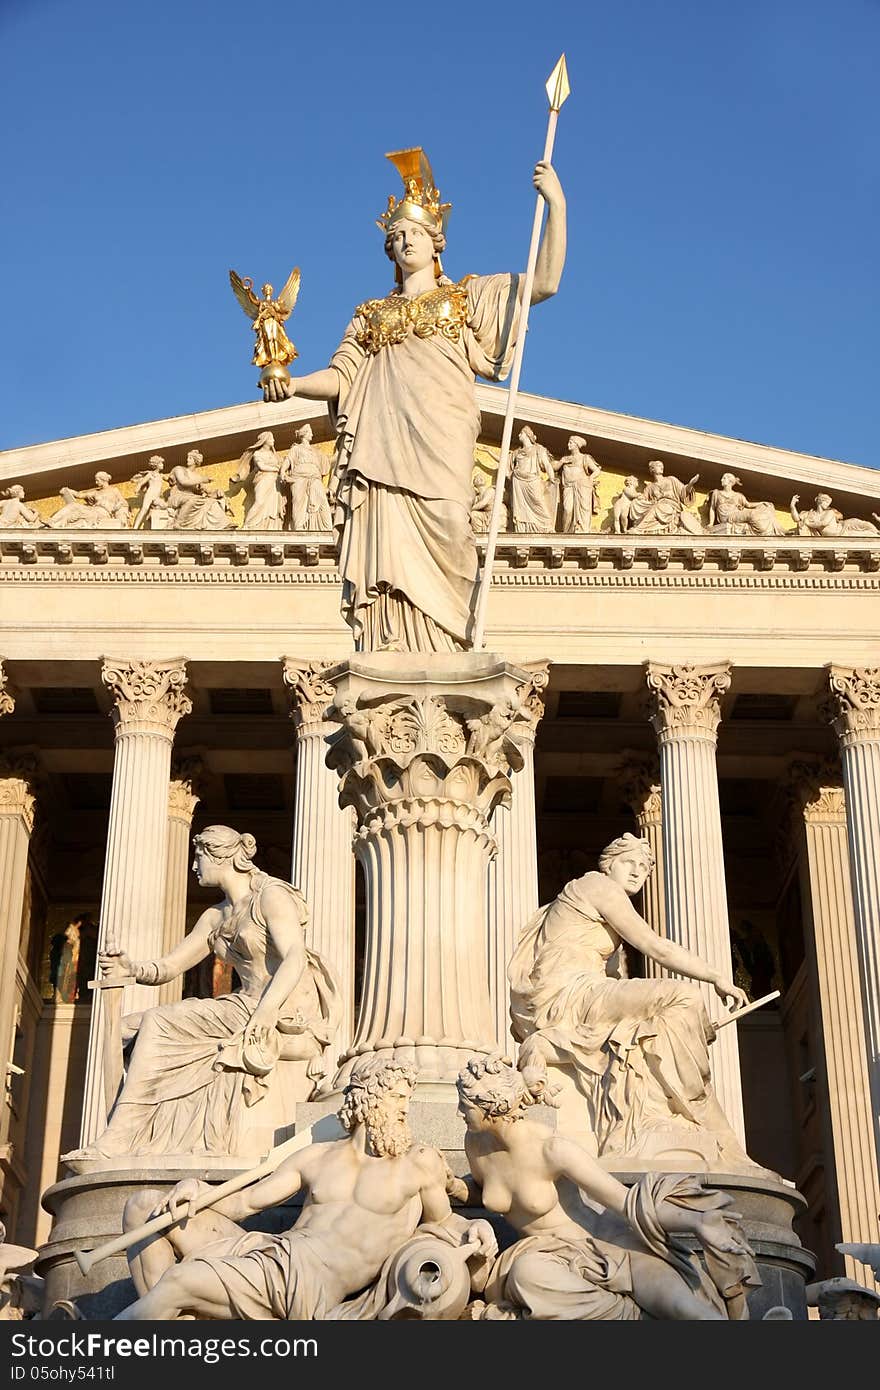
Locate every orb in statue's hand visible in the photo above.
<box><xmin>259</xmin><ymin>361</ymin><xmax>291</xmax><ymax>390</ymax></box>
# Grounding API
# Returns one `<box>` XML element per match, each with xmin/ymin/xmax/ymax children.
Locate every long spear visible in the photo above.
<box><xmin>471</xmin><ymin>54</ymin><xmax>571</xmax><ymax>650</ymax></box>
<box><xmin>72</xmin><ymin>1121</ymin><xmax>316</xmax><ymax>1276</ymax></box>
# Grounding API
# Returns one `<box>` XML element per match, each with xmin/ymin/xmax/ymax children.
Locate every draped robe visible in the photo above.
<box><xmin>330</xmin><ymin>273</ymin><xmax>521</xmax><ymax>651</ymax></box>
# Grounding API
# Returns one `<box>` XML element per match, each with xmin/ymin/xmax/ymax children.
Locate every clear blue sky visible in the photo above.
<box><xmin>1</xmin><ymin>0</ymin><xmax>878</xmax><ymax>465</ymax></box>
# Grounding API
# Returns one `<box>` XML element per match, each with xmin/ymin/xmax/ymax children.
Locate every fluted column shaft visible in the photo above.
<box><xmin>328</xmin><ymin>657</ymin><xmax>541</xmax><ymax>1087</ymax></box>
<box><xmin>620</xmin><ymin>754</ymin><xmax>665</xmax><ymax>979</ymax></box>
<box><xmin>158</xmin><ymin>760</ymin><xmax>203</xmax><ymax>1006</ymax></box>
<box><xmin>81</xmin><ymin>659</ymin><xmax>191</xmax><ymax>1145</ymax></box>
<box><xmin>283</xmin><ymin>661</ymin><xmax>356</xmax><ymax>1053</ymax></box>
<box><xmin>0</xmin><ymin>755</ymin><xmax>37</xmax><ymax>1152</ymax></box>
<box><xmin>349</xmin><ymin>805</ymin><xmax>497</xmax><ymax>1080</ymax></box>
<box><xmin>487</xmin><ymin>733</ymin><xmax>539</xmax><ymax>1052</ymax></box>
<box><xmin>645</xmin><ymin>661</ymin><xmax>745</xmax><ymax>1143</ymax></box>
<box><xmin>792</xmin><ymin>763</ymin><xmax>880</xmax><ymax>1289</ymax></box>
<box><xmin>827</xmin><ymin>665</ymin><xmax>880</xmax><ymax>1184</ymax></box>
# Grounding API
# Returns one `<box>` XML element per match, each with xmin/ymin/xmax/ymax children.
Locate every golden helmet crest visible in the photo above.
<box><xmin>377</xmin><ymin>148</ymin><xmax>452</xmax><ymax>235</ymax></box>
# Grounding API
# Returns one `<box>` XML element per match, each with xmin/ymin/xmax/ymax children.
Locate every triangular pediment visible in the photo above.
<box><xmin>0</xmin><ymin>386</ymin><xmax>878</xmax><ymax>535</ymax></box>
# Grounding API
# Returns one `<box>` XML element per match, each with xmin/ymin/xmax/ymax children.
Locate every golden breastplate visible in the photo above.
<box><xmin>354</xmin><ymin>278</ymin><xmax>472</xmax><ymax>354</ymax></box>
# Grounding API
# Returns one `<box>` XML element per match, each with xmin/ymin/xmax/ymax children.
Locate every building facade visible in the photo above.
<box><xmin>1</xmin><ymin>384</ymin><xmax>879</xmax><ymax>1290</ymax></box>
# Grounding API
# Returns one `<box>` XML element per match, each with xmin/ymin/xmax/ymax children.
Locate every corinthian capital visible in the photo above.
<box><xmin>282</xmin><ymin>658</ymin><xmax>337</xmax><ymax>731</ymax></box>
<box><xmin>168</xmin><ymin>754</ymin><xmax>205</xmax><ymax>820</ymax></box>
<box><xmin>0</xmin><ymin>751</ymin><xmax>40</xmax><ymax>831</ymax></box>
<box><xmin>618</xmin><ymin>751</ymin><xmax>662</xmax><ymax>823</ymax></box>
<box><xmin>0</xmin><ymin>663</ymin><xmax>14</xmax><ymax>718</ymax></box>
<box><xmin>644</xmin><ymin>660</ymin><xmax>732</xmax><ymax>741</ymax></box>
<box><xmin>326</xmin><ymin>691</ymin><xmax>524</xmax><ymax>828</ymax></box>
<box><xmin>826</xmin><ymin>665</ymin><xmax>880</xmax><ymax>747</ymax></box>
<box><xmin>514</xmin><ymin>660</ymin><xmax>551</xmax><ymax>744</ymax></box>
<box><xmin>787</xmin><ymin>757</ymin><xmax>846</xmax><ymax>825</ymax></box>
<box><xmin>102</xmin><ymin>658</ymin><xmax>192</xmax><ymax>735</ymax></box>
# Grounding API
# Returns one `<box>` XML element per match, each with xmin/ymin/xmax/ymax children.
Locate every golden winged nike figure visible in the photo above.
<box><xmin>229</xmin><ymin>267</ymin><xmax>301</xmax><ymax>386</ymax></box>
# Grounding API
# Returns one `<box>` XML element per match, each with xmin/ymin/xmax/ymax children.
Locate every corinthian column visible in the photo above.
<box><xmin>826</xmin><ymin>665</ymin><xmax>880</xmax><ymax>1181</ymax></box>
<box><xmin>619</xmin><ymin>752</ymin><xmax>665</xmax><ymax>978</ymax></box>
<box><xmin>0</xmin><ymin>749</ymin><xmax>37</xmax><ymax>1134</ymax></box>
<box><xmin>157</xmin><ymin>756</ymin><xmax>204</xmax><ymax>1006</ymax></box>
<box><xmin>789</xmin><ymin>759</ymin><xmax>880</xmax><ymax>1288</ymax></box>
<box><xmin>327</xmin><ymin>655</ymin><xmax>535</xmax><ymax>1088</ymax></box>
<box><xmin>283</xmin><ymin>660</ymin><xmax>356</xmax><ymax>1052</ymax></box>
<box><xmin>80</xmin><ymin>658</ymin><xmax>191</xmax><ymax>1146</ymax></box>
<box><xmin>486</xmin><ymin>663</ymin><xmax>548</xmax><ymax>1052</ymax></box>
<box><xmin>644</xmin><ymin>660</ymin><xmax>745</xmax><ymax>1143</ymax></box>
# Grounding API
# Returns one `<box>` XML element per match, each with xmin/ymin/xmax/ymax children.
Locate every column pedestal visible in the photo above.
<box><xmin>80</xmin><ymin>659</ymin><xmax>191</xmax><ymax>1146</ymax></box>
<box><xmin>326</xmin><ymin>653</ymin><xmax>545</xmax><ymax>1093</ymax></box>
<box><xmin>645</xmin><ymin>660</ymin><xmax>746</xmax><ymax>1144</ymax></box>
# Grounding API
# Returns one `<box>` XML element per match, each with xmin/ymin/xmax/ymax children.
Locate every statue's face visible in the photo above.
<box><xmin>456</xmin><ymin>1089</ymin><xmax>485</xmax><ymax>1130</ymax></box>
<box><xmin>606</xmin><ymin>851</ymin><xmax>651</xmax><ymax>895</ymax></box>
<box><xmin>192</xmin><ymin>846</ymin><xmax>220</xmax><ymax>886</ymax></box>
<box><xmin>390</xmin><ymin>217</ymin><xmax>434</xmax><ymax>275</ymax></box>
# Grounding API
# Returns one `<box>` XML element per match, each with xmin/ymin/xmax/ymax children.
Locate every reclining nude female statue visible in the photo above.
<box><xmin>457</xmin><ymin>1056</ymin><xmax>760</xmax><ymax>1320</ymax></box>
<box><xmin>65</xmin><ymin>826</ymin><xmax>341</xmax><ymax>1162</ymax></box>
<box><xmin>509</xmin><ymin>832</ymin><xmax>764</xmax><ymax>1172</ymax></box>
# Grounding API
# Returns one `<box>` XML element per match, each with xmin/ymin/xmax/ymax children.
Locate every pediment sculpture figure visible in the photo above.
<box><xmin>131</xmin><ymin>455</ymin><xmax>168</xmax><ymax>530</ymax></box>
<box><xmin>550</xmin><ymin>434</ymin><xmax>601</xmax><ymax>533</ymax></box>
<box><xmin>113</xmin><ymin>1057</ymin><xmax>496</xmax><ymax>1321</ymax></box>
<box><xmin>282</xmin><ymin>423</ymin><xmax>333</xmax><ymax>532</ymax></box>
<box><xmin>707</xmin><ymin>473</ymin><xmax>783</xmax><ymax>536</ymax></box>
<box><xmin>470</xmin><ymin>471</ymin><xmax>507</xmax><ymax>534</ymax></box>
<box><xmin>618</xmin><ymin>459</ymin><xmax>704</xmax><ymax>535</ymax></box>
<box><xmin>508</xmin><ymin>832</ymin><xmax>768</xmax><ymax>1173</ymax></box>
<box><xmin>510</xmin><ymin>425</ymin><xmax>557</xmax><ymax>533</ymax></box>
<box><xmin>0</xmin><ymin>485</ymin><xmax>42</xmax><ymax>529</ymax></box>
<box><xmin>165</xmin><ymin>450</ymin><xmax>234</xmax><ymax>530</ymax></box>
<box><xmin>260</xmin><ymin>147</ymin><xmax>567</xmax><ymax>652</ymax></box>
<box><xmin>231</xmin><ymin>431</ymin><xmax>286</xmax><ymax>530</ymax></box>
<box><xmin>47</xmin><ymin>472</ymin><xmax>130</xmax><ymax>529</ymax></box>
<box><xmin>790</xmin><ymin>492</ymin><xmax>879</xmax><ymax>537</ymax></box>
<box><xmin>611</xmin><ymin>475</ymin><xmax>640</xmax><ymax>533</ymax></box>
<box><xmin>457</xmin><ymin>1056</ymin><xmax>760</xmax><ymax>1321</ymax></box>
<box><xmin>63</xmin><ymin>826</ymin><xmax>342</xmax><ymax>1162</ymax></box>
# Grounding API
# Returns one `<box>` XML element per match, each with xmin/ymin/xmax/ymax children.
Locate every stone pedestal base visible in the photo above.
<box><xmin>37</xmin><ymin>1155</ymin><xmax>325</xmax><ymax>1319</ymax></box>
<box><xmin>325</xmin><ymin>652</ymin><xmax>547</xmax><ymax>1089</ymax></box>
<box><xmin>37</xmin><ymin>1150</ymin><xmax>812</xmax><ymax>1320</ymax></box>
<box><xmin>612</xmin><ymin>1169</ymin><xmax>814</xmax><ymax>1319</ymax></box>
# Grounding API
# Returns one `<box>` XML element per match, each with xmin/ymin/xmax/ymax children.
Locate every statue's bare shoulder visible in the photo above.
<box><xmin>407</xmin><ymin>1143</ymin><xmax>447</xmax><ymax>1185</ymax></box>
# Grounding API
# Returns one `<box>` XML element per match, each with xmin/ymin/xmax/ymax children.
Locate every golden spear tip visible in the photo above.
<box><xmin>546</xmin><ymin>53</ymin><xmax>571</xmax><ymax>111</ymax></box>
